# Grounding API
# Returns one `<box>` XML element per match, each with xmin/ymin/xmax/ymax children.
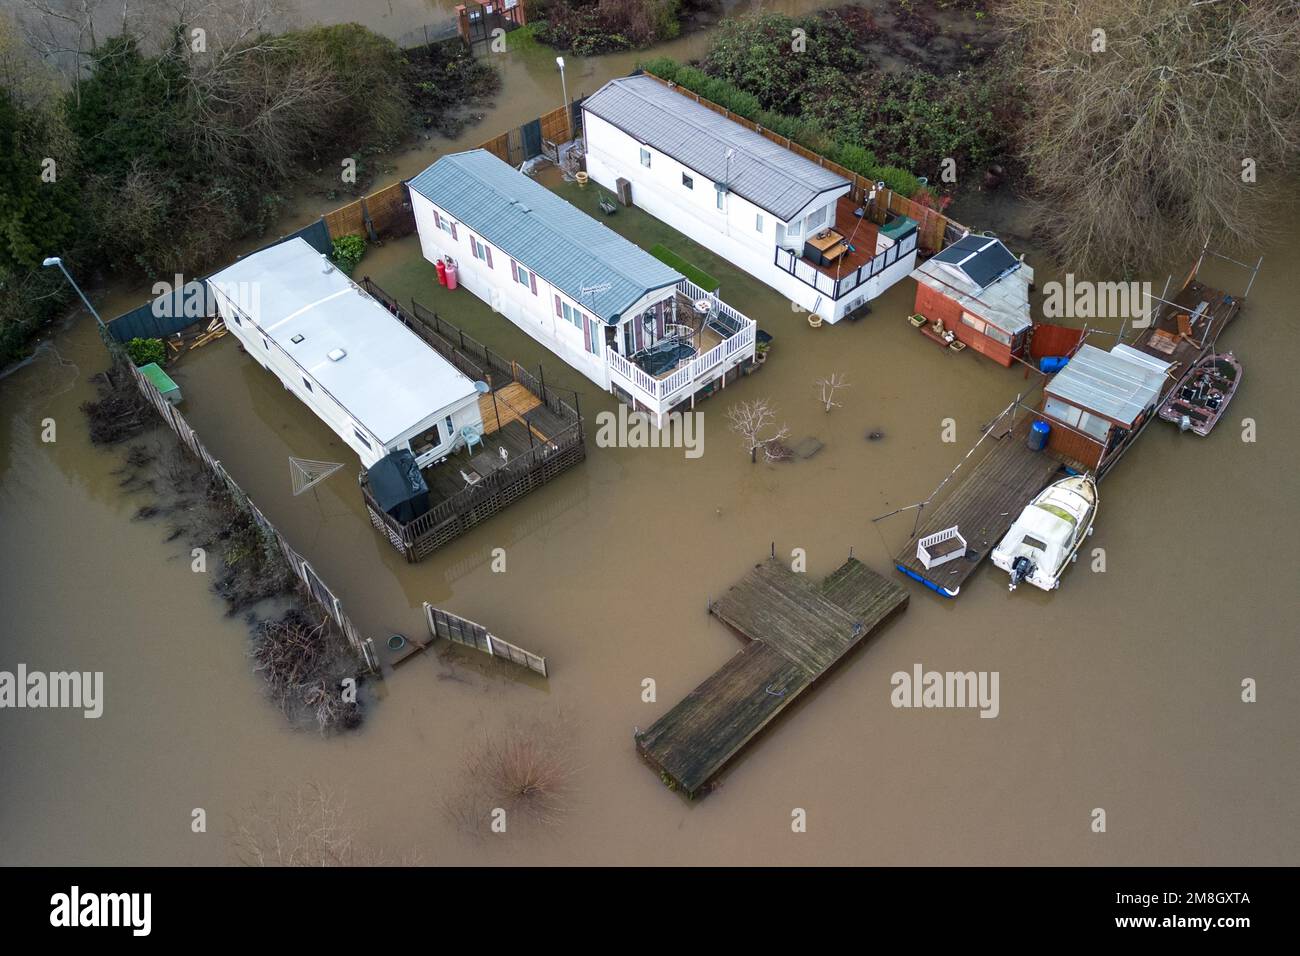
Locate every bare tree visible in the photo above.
<box><xmin>232</xmin><ymin>782</ymin><xmax>415</xmax><ymax>866</ymax></box>
<box><xmin>815</xmin><ymin>372</ymin><xmax>850</xmax><ymax>412</ymax></box>
<box><xmin>1003</xmin><ymin>0</ymin><xmax>1300</xmax><ymax>275</ymax></box>
<box><xmin>444</xmin><ymin>713</ymin><xmax>578</xmax><ymax>837</ymax></box>
<box><xmin>726</xmin><ymin>398</ymin><xmax>791</xmax><ymax>463</ymax></box>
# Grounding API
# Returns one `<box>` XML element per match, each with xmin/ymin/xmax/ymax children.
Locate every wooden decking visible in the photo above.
<box><xmin>479</xmin><ymin>382</ymin><xmax>545</xmax><ymax>439</ymax></box>
<box><xmin>893</xmin><ymin>418</ymin><xmax>1065</xmax><ymax>597</ymax></box>
<box><xmin>804</xmin><ymin>196</ymin><xmax>881</xmax><ymax>280</ymax></box>
<box><xmin>636</xmin><ymin>557</ymin><xmax>908</xmax><ymax>799</ymax></box>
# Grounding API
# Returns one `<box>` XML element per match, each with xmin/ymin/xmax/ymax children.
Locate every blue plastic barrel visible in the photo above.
<box><xmin>1040</xmin><ymin>355</ymin><xmax>1069</xmax><ymax>374</ymax></box>
<box><xmin>1027</xmin><ymin>419</ymin><xmax>1051</xmax><ymax>451</ymax></box>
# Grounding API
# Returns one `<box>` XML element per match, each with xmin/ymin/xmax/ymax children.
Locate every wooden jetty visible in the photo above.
<box><xmin>636</xmin><ymin>557</ymin><xmax>908</xmax><ymax>799</ymax></box>
<box><xmin>892</xmin><ymin>417</ymin><xmax>1066</xmax><ymax>598</ymax></box>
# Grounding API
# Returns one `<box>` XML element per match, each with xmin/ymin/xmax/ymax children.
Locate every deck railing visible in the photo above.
<box><xmin>357</xmin><ymin>280</ymin><xmax>586</xmax><ymax>562</ymax></box>
<box><xmin>774</xmin><ymin>225</ymin><xmax>917</xmax><ymax>300</ymax></box>
<box><xmin>606</xmin><ymin>279</ymin><xmax>757</xmax><ymax>413</ymax></box>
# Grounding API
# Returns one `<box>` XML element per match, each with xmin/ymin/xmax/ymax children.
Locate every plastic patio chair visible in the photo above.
<box><xmin>461</xmin><ymin>424</ymin><xmax>484</xmax><ymax>454</ymax></box>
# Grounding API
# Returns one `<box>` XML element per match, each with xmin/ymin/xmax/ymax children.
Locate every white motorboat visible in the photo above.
<box><xmin>991</xmin><ymin>475</ymin><xmax>1098</xmax><ymax>592</ymax></box>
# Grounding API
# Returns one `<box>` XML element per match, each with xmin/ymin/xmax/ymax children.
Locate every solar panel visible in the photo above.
<box><xmin>933</xmin><ymin>235</ymin><xmax>1018</xmax><ymax>289</ymax></box>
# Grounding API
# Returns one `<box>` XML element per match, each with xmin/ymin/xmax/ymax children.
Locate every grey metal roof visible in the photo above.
<box><xmin>932</xmin><ymin>235</ymin><xmax>1020</xmax><ymax>290</ymax></box>
<box><xmin>1046</xmin><ymin>343</ymin><xmax>1171</xmax><ymax>425</ymax></box>
<box><xmin>911</xmin><ymin>252</ymin><xmax>1033</xmax><ymax>336</ymax></box>
<box><xmin>582</xmin><ymin>74</ymin><xmax>850</xmax><ymax>222</ymax></box>
<box><xmin>407</xmin><ymin>149</ymin><xmax>681</xmax><ymax>324</ymax></box>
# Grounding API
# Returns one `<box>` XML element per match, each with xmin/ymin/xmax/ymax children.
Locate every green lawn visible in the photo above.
<box><xmin>648</xmin><ymin>244</ymin><xmax>720</xmax><ymax>292</ymax></box>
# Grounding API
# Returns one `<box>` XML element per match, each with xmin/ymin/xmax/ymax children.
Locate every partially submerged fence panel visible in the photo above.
<box><xmin>125</xmin><ymin>361</ymin><xmax>379</xmax><ymax>673</ymax></box>
<box><xmin>423</xmin><ymin>604</ymin><xmax>548</xmax><ymax>676</ymax></box>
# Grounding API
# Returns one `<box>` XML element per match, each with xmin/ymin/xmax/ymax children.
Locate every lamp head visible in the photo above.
<box><xmin>556</xmin><ymin>56</ymin><xmax>565</xmax><ymax>70</ymax></box>
<box><xmin>42</xmin><ymin>256</ymin><xmax>62</xmax><ymax>267</ymax></box>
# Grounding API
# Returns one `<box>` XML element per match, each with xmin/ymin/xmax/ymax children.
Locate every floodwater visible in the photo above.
<box><xmin>2</xmin><ymin>4</ymin><xmax>1299</xmax><ymax>866</ymax></box>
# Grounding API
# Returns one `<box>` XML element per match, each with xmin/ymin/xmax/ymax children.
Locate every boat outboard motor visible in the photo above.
<box><xmin>1009</xmin><ymin>555</ymin><xmax>1034</xmax><ymax>591</ymax></box>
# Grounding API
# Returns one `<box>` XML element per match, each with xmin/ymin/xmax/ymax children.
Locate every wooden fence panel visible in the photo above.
<box><xmin>423</xmin><ymin>603</ymin><xmax>548</xmax><ymax>677</ymax></box>
<box><xmin>539</xmin><ymin>103</ymin><xmax>572</xmax><ymax>144</ymax></box>
<box><xmin>324</xmin><ymin>199</ymin><xmax>366</xmax><ymax>240</ymax></box>
<box><xmin>364</xmin><ymin>182</ymin><xmax>416</xmax><ymax>239</ymax></box>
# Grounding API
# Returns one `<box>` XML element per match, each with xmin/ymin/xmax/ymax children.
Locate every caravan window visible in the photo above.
<box><xmin>352</xmin><ymin>428</ymin><xmax>372</xmax><ymax>451</ymax></box>
<box><xmin>682</xmin><ymin>173</ymin><xmax>693</xmax><ymax>190</ymax></box>
<box><xmin>805</xmin><ymin>205</ymin><xmax>829</xmax><ymax>232</ymax></box>
<box><xmin>640</xmin><ymin>148</ymin><xmax>651</xmax><ymax>168</ymax></box>
<box><xmin>411</xmin><ymin>422</ymin><xmax>442</xmax><ymax>455</ymax></box>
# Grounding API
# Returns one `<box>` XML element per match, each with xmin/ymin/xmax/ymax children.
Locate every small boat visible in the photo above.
<box><xmin>991</xmin><ymin>475</ymin><xmax>1098</xmax><ymax>592</ymax></box>
<box><xmin>1158</xmin><ymin>351</ymin><xmax>1241</xmax><ymax>436</ymax></box>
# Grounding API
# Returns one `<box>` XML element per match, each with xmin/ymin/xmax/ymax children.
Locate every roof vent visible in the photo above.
<box><xmin>291</xmin><ymin>333</ymin><xmax>305</xmax><ymax>344</ymax></box>
<box><xmin>327</xmin><ymin>348</ymin><xmax>347</xmax><ymax>362</ymax></box>
<box><xmin>518</xmin><ymin>203</ymin><xmax>531</xmax><ymax>213</ymax></box>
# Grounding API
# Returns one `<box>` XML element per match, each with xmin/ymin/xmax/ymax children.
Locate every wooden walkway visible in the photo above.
<box><xmin>636</xmin><ymin>557</ymin><xmax>908</xmax><ymax>799</ymax></box>
<box><xmin>893</xmin><ymin>417</ymin><xmax>1065</xmax><ymax>598</ymax></box>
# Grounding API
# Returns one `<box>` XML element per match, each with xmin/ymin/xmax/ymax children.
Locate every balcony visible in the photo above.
<box><xmin>775</xmin><ymin>196</ymin><xmax>919</xmax><ymax>301</ymax></box>
<box><xmin>605</xmin><ymin>278</ymin><xmax>757</xmax><ymax>424</ymax></box>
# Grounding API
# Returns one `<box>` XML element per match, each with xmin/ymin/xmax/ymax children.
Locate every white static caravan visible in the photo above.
<box><xmin>407</xmin><ymin>149</ymin><xmax>757</xmax><ymax>426</ymax></box>
<box><xmin>581</xmin><ymin>74</ymin><xmax>919</xmax><ymax>325</ymax></box>
<box><xmin>207</xmin><ymin>237</ymin><xmax>483</xmax><ymax>469</ymax></box>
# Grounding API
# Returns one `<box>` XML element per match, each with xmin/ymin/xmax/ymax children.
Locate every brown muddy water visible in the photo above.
<box><xmin>3</xmin><ymin>4</ymin><xmax>1299</xmax><ymax>866</ymax></box>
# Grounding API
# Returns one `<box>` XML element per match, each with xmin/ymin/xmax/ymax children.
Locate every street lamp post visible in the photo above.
<box><xmin>556</xmin><ymin>56</ymin><xmax>570</xmax><ymax>140</ymax></box>
<box><xmin>42</xmin><ymin>256</ymin><xmax>105</xmax><ymax>332</ymax></box>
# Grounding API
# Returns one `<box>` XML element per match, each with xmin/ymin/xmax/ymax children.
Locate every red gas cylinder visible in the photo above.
<box><xmin>435</xmin><ymin>259</ymin><xmax>447</xmax><ymax>287</ymax></box>
<box><xmin>445</xmin><ymin>260</ymin><xmax>459</xmax><ymax>291</ymax></box>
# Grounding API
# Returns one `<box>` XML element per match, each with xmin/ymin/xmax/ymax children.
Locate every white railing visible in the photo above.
<box><xmin>604</xmin><ymin>284</ymin><xmax>757</xmax><ymax>413</ymax></box>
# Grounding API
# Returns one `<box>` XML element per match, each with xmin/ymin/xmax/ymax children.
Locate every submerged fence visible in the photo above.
<box><xmin>423</xmin><ymin>604</ymin><xmax>547</xmax><ymax>677</ymax></box>
<box><xmin>124</xmin><ymin>361</ymin><xmax>379</xmax><ymax>673</ymax></box>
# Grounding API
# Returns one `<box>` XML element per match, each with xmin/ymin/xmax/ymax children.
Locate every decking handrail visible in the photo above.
<box><xmin>774</xmin><ymin>225</ymin><xmax>917</xmax><ymax>300</ymax></box>
<box><xmin>606</xmin><ymin>281</ymin><xmax>757</xmax><ymax>410</ymax></box>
